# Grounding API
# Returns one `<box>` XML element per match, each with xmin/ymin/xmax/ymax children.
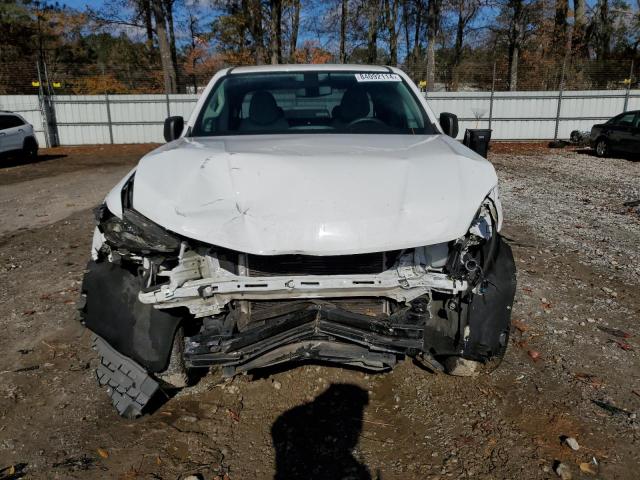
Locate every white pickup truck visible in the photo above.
<box><xmin>79</xmin><ymin>64</ymin><xmax>516</xmax><ymax>418</ymax></box>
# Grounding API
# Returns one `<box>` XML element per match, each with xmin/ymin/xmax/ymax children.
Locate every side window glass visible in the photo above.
<box><xmin>0</xmin><ymin>115</ymin><xmax>10</xmax><ymax>130</ymax></box>
<box><xmin>617</xmin><ymin>113</ymin><xmax>635</xmax><ymax>126</ymax></box>
<box><xmin>200</xmin><ymin>88</ymin><xmax>225</xmax><ymax>133</ymax></box>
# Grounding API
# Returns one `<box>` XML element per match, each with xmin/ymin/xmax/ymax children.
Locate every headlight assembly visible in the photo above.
<box><xmin>96</xmin><ymin>205</ymin><xmax>181</xmax><ymax>254</ymax></box>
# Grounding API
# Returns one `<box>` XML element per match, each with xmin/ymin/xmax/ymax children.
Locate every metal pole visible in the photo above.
<box><xmin>165</xmin><ymin>92</ymin><xmax>171</xmax><ymax>117</ymax></box>
<box><xmin>623</xmin><ymin>59</ymin><xmax>634</xmax><ymax>112</ymax></box>
<box><xmin>42</xmin><ymin>60</ymin><xmax>59</xmax><ymax>147</ymax></box>
<box><xmin>553</xmin><ymin>60</ymin><xmax>566</xmax><ymax>141</ymax></box>
<box><xmin>105</xmin><ymin>94</ymin><xmax>114</xmax><ymax>144</ymax></box>
<box><xmin>36</xmin><ymin>61</ymin><xmax>50</xmax><ymax>148</ymax></box>
<box><xmin>489</xmin><ymin>62</ymin><xmax>496</xmax><ymax>131</ymax></box>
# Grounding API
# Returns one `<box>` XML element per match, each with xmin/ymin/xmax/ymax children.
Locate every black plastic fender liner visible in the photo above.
<box><xmin>80</xmin><ymin>260</ymin><xmax>183</xmax><ymax>373</ymax></box>
<box><xmin>461</xmin><ymin>234</ymin><xmax>517</xmax><ymax>361</ymax></box>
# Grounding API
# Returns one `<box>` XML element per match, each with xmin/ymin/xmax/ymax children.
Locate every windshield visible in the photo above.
<box><xmin>191</xmin><ymin>71</ymin><xmax>435</xmax><ymax>136</ymax></box>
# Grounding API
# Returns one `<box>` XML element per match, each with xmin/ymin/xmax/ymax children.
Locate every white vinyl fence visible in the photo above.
<box><xmin>1</xmin><ymin>89</ymin><xmax>638</xmax><ymax>146</ymax></box>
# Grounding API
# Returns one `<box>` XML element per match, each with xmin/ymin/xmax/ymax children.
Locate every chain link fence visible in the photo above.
<box><xmin>0</xmin><ymin>57</ymin><xmax>638</xmax><ymax>146</ymax></box>
<box><xmin>0</xmin><ymin>56</ymin><xmax>637</xmax><ymax>95</ymax></box>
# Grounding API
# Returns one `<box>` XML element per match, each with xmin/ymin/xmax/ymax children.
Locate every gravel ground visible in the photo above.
<box><xmin>0</xmin><ymin>144</ymin><xmax>638</xmax><ymax>480</ymax></box>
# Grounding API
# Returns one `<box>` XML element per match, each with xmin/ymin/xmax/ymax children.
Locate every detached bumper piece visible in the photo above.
<box><xmin>92</xmin><ymin>335</ymin><xmax>159</xmax><ymax>419</ymax></box>
<box><xmin>184</xmin><ymin>304</ymin><xmax>424</xmax><ymax>376</ymax></box>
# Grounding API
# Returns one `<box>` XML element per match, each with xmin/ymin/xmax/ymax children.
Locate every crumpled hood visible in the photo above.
<box><xmin>127</xmin><ymin>134</ymin><xmax>497</xmax><ymax>255</ymax></box>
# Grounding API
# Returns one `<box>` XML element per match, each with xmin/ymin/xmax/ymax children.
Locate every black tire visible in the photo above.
<box><xmin>156</xmin><ymin>327</ymin><xmax>191</xmax><ymax>388</ymax></box>
<box><xmin>594</xmin><ymin>137</ymin><xmax>608</xmax><ymax>157</ymax></box>
<box><xmin>93</xmin><ymin>335</ymin><xmax>160</xmax><ymax>419</ymax></box>
<box><xmin>570</xmin><ymin>130</ymin><xmax>581</xmax><ymax>144</ymax></box>
<box><xmin>22</xmin><ymin>137</ymin><xmax>38</xmax><ymax>160</ymax></box>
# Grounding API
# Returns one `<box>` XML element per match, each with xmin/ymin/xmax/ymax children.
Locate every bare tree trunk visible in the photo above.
<box><xmin>366</xmin><ymin>1</ymin><xmax>380</xmax><ymax>63</ymax></box>
<box><xmin>451</xmin><ymin>0</ymin><xmax>478</xmax><ymax>71</ymax></box>
<box><xmin>140</xmin><ymin>0</ymin><xmax>153</xmax><ymax>50</ymax></box>
<box><xmin>164</xmin><ymin>0</ymin><xmax>179</xmax><ymax>91</ymax></box>
<box><xmin>508</xmin><ymin>41</ymin><xmax>519</xmax><ymax>90</ymax></box>
<box><xmin>426</xmin><ymin>0</ymin><xmax>440</xmax><ymax>89</ymax></box>
<box><xmin>340</xmin><ymin>0</ymin><xmax>347</xmax><ymax>63</ymax></box>
<box><xmin>553</xmin><ymin>0</ymin><xmax>569</xmax><ymax>59</ymax></box>
<box><xmin>270</xmin><ymin>0</ymin><xmax>282</xmax><ymax>64</ymax></box>
<box><xmin>412</xmin><ymin>0</ymin><xmax>424</xmax><ymax>66</ymax></box>
<box><xmin>290</xmin><ymin>0</ymin><xmax>300</xmax><ymax>61</ymax></box>
<box><xmin>384</xmin><ymin>0</ymin><xmax>399</xmax><ymax>65</ymax></box>
<box><xmin>188</xmin><ymin>11</ymin><xmax>198</xmax><ymax>92</ymax></box>
<box><xmin>453</xmin><ymin>7</ymin><xmax>464</xmax><ymax>67</ymax></box>
<box><xmin>402</xmin><ymin>0</ymin><xmax>411</xmax><ymax>60</ymax></box>
<box><xmin>151</xmin><ymin>0</ymin><xmax>176</xmax><ymax>93</ymax></box>
<box><xmin>242</xmin><ymin>0</ymin><xmax>266</xmax><ymax>64</ymax></box>
<box><xmin>507</xmin><ymin>0</ymin><xmax>524</xmax><ymax>91</ymax></box>
<box><xmin>572</xmin><ymin>0</ymin><xmax>587</xmax><ymax>56</ymax></box>
<box><xmin>595</xmin><ymin>0</ymin><xmax>611</xmax><ymax>60</ymax></box>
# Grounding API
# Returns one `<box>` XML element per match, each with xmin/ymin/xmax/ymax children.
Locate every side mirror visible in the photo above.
<box><xmin>439</xmin><ymin>112</ymin><xmax>459</xmax><ymax>138</ymax></box>
<box><xmin>163</xmin><ymin>116</ymin><xmax>184</xmax><ymax>142</ymax></box>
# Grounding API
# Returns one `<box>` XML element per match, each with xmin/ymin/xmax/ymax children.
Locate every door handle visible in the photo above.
<box><xmin>18</xmin><ymin>129</ymin><xmax>23</xmax><ymax>132</ymax></box>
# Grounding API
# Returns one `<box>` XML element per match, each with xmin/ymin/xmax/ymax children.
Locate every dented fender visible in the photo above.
<box><xmin>79</xmin><ymin>259</ymin><xmax>182</xmax><ymax>373</ymax></box>
<box><xmin>461</xmin><ymin>235</ymin><xmax>517</xmax><ymax>361</ymax></box>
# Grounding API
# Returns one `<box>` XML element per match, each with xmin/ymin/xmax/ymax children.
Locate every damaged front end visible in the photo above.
<box><xmin>81</xmin><ymin>188</ymin><xmax>516</xmax><ymax>397</ymax></box>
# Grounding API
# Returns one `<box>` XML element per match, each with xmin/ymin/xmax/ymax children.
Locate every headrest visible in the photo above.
<box><xmin>249</xmin><ymin>90</ymin><xmax>280</xmax><ymax>125</ymax></box>
<box><xmin>339</xmin><ymin>86</ymin><xmax>370</xmax><ymax>122</ymax></box>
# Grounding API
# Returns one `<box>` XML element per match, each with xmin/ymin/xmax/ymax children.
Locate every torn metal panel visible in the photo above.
<box><xmin>183</xmin><ymin>303</ymin><xmax>422</xmax><ymax>373</ymax></box>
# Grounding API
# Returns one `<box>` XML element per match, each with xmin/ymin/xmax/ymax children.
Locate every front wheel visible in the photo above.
<box><xmin>22</xmin><ymin>138</ymin><xmax>38</xmax><ymax>160</ymax></box>
<box><xmin>595</xmin><ymin>138</ymin><xmax>608</xmax><ymax>157</ymax></box>
<box><xmin>156</xmin><ymin>327</ymin><xmax>191</xmax><ymax>388</ymax></box>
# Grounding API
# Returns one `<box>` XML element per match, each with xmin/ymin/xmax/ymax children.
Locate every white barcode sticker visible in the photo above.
<box><xmin>355</xmin><ymin>73</ymin><xmax>401</xmax><ymax>82</ymax></box>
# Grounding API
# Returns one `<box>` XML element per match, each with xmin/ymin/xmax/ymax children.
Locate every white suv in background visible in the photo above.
<box><xmin>0</xmin><ymin>111</ymin><xmax>38</xmax><ymax>159</ymax></box>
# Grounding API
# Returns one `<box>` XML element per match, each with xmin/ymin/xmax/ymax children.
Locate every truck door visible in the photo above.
<box><xmin>610</xmin><ymin>112</ymin><xmax>637</xmax><ymax>153</ymax></box>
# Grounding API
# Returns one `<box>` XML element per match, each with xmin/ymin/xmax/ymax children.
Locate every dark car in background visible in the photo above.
<box><xmin>590</xmin><ymin>110</ymin><xmax>640</xmax><ymax>157</ymax></box>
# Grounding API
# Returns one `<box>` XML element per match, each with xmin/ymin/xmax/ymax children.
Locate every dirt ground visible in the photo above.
<box><xmin>0</xmin><ymin>143</ymin><xmax>638</xmax><ymax>480</ymax></box>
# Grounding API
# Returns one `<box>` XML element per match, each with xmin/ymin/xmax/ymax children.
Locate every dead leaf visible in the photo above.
<box><xmin>575</xmin><ymin>373</ymin><xmax>604</xmax><ymax>388</ymax></box>
<box><xmin>512</xmin><ymin>319</ymin><xmax>530</xmax><ymax>333</ymax></box>
<box><xmin>613</xmin><ymin>340</ymin><xmax>634</xmax><ymax>351</ymax></box>
<box><xmin>7</xmin><ymin>466</ymin><xmax>15</xmax><ymax>475</ymax></box>
<box><xmin>97</xmin><ymin>448</ymin><xmax>109</xmax><ymax>459</ymax></box>
<box><xmin>22</xmin><ymin>309</ymin><xmax>36</xmax><ymax>316</ymax></box>
<box><xmin>227</xmin><ymin>408</ymin><xmax>240</xmax><ymax>422</ymax></box>
<box><xmin>156</xmin><ymin>456</ymin><xmax>162</xmax><ymax>465</ymax></box>
<box><xmin>580</xmin><ymin>462</ymin><xmax>596</xmax><ymax>474</ymax></box>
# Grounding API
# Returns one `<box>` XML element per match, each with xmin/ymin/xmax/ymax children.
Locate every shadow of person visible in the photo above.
<box><xmin>271</xmin><ymin>383</ymin><xmax>371</xmax><ymax>480</ymax></box>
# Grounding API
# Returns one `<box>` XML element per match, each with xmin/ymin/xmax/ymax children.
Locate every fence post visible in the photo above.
<box><xmin>165</xmin><ymin>92</ymin><xmax>171</xmax><ymax>117</ymax></box>
<box><xmin>36</xmin><ymin>61</ymin><xmax>50</xmax><ymax>148</ymax></box>
<box><xmin>489</xmin><ymin>62</ymin><xmax>496</xmax><ymax>131</ymax></box>
<box><xmin>623</xmin><ymin>59</ymin><xmax>634</xmax><ymax>112</ymax></box>
<box><xmin>41</xmin><ymin>60</ymin><xmax>59</xmax><ymax>147</ymax></box>
<box><xmin>553</xmin><ymin>61</ymin><xmax>566</xmax><ymax>141</ymax></box>
<box><xmin>105</xmin><ymin>93</ymin><xmax>114</xmax><ymax>144</ymax></box>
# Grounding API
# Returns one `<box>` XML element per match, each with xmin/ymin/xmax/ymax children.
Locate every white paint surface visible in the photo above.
<box><xmin>116</xmin><ymin>133</ymin><xmax>497</xmax><ymax>255</ymax></box>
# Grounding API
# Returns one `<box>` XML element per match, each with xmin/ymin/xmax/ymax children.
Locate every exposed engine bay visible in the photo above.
<box><xmin>82</xmin><ymin>195</ymin><xmax>515</xmax><ymax>380</ymax></box>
